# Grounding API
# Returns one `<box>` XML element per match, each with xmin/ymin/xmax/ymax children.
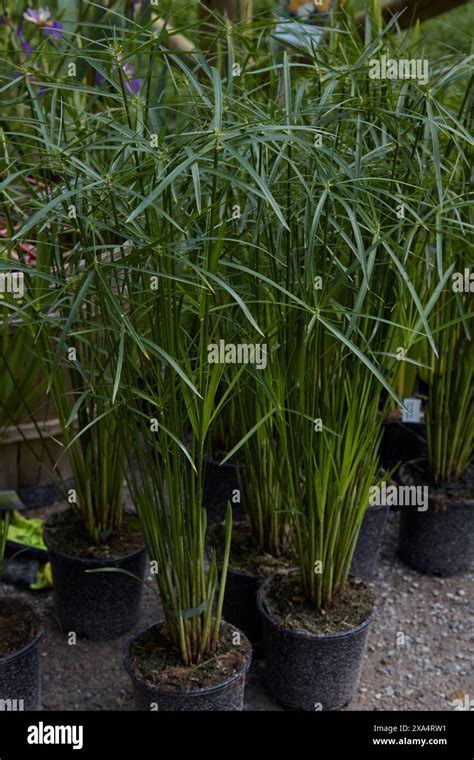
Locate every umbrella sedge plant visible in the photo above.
<box><xmin>0</xmin><ymin>8</ymin><xmax>190</xmax><ymax>544</ymax></box>
<box><xmin>0</xmin><ymin>22</ymin><xmax>168</xmax><ymax>637</ymax></box>
<box><xmin>37</xmin><ymin>300</ymin><xmax>127</xmax><ymax>546</ymax></box>
<box><xmin>4</xmin><ymin>223</ymin><xmax>144</xmax><ymax>639</ymax></box>
<box><xmin>239</xmin><ymin>29</ymin><xmax>471</xmax><ymax>710</ymax></box>
<box><xmin>209</xmin><ymin>14</ymin><xmax>471</xmax><ymax>607</ymax></box>
<box><xmin>398</xmin><ymin>266</ymin><xmax>473</xmax><ymax>576</ymax></box>
<box><xmin>397</xmin><ymin>128</ymin><xmax>473</xmax><ymax>577</ymax></box>
<box><xmin>198</xmin><ymin>0</ymin><xmax>472</xmax><ymax>662</ymax></box>
<box><xmin>426</xmin><ymin>81</ymin><xmax>473</xmax><ymax>485</ymax></box>
<box><xmin>1</xmin><ymin>164</ymin><xmax>130</xmax><ymax>546</ymax></box>
<box><xmin>81</xmin><ymin>53</ymin><xmax>288</xmax><ymax>677</ymax></box>
<box><xmin>427</xmin><ymin>288</ymin><xmax>473</xmax><ymax>485</ymax></box>
<box><xmin>2</xmin><ymin>2</ymin><xmax>471</xmax><ymax>698</ymax></box>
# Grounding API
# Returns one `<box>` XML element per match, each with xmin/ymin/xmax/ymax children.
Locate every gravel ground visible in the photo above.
<box><xmin>1</xmin><ymin>509</ymin><xmax>472</xmax><ymax>711</ymax></box>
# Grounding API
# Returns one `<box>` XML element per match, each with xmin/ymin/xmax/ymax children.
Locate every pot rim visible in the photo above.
<box><xmin>226</xmin><ymin>556</ymin><xmax>292</xmax><ymax>582</ymax></box>
<box><xmin>123</xmin><ymin>620</ymin><xmax>252</xmax><ymax>698</ymax></box>
<box><xmin>227</xmin><ymin>563</ymin><xmax>261</xmax><ymax>581</ymax></box>
<box><xmin>383</xmin><ymin>418</ymin><xmax>426</xmax><ymax>429</ymax></box>
<box><xmin>398</xmin><ymin>459</ymin><xmax>474</xmax><ymax>506</ymax></box>
<box><xmin>208</xmin><ymin>520</ymin><xmax>289</xmax><ymax>581</ymax></box>
<box><xmin>6</xmin><ymin>539</ymin><xmax>48</xmax><ymax>562</ymax></box>
<box><xmin>45</xmin><ymin>540</ymin><xmax>146</xmax><ymax>566</ymax></box>
<box><xmin>257</xmin><ymin>573</ymin><xmax>375</xmax><ymax>642</ymax></box>
<box><xmin>43</xmin><ymin>511</ymin><xmax>146</xmax><ymax>565</ymax></box>
<box><xmin>0</xmin><ymin>600</ymin><xmax>43</xmax><ymax>664</ymax></box>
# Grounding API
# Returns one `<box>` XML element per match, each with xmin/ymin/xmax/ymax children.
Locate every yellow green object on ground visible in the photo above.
<box><xmin>7</xmin><ymin>511</ymin><xmax>52</xmax><ymax>590</ymax></box>
<box><xmin>7</xmin><ymin>510</ymin><xmax>47</xmax><ymax>551</ymax></box>
<box><xmin>30</xmin><ymin>561</ymin><xmax>53</xmax><ymax>590</ymax></box>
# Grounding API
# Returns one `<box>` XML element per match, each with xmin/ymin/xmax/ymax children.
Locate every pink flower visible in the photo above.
<box><xmin>0</xmin><ymin>227</ymin><xmax>37</xmax><ymax>265</ymax></box>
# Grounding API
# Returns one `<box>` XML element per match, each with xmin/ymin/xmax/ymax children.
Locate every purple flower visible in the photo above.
<box><xmin>17</xmin><ymin>22</ymin><xmax>34</xmax><ymax>57</ymax></box>
<box><xmin>122</xmin><ymin>62</ymin><xmax>141</xmax><ymax>94</ymax></box>
<box><xmin>23</xmin><ymin>7</ymin><xmax>63</xmax><ymax>40</ymax></box>
<box><xmin>43</xmin><ymin>19</ymin><xmax>62</xmax><ymax>39</ymax></box>
<box><xmin>95</xmin><ymin>63</ymin><xmax>142</xmax><ymax>95</ymax></box>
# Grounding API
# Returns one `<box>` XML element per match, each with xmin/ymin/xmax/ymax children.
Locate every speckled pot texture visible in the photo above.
<box><xmin>0</xmin><ymin>602</ymin><xmax>42</xmax><ymax>711</ymax></box>
<box><xmin>124</xmin><ymin>621</ymin><xmax>252</xmax><ymax>711</ymax></box>
<box><xmin>398</xmin><ymin>460</ymin><xmax>474</xmax><ymax>577</ymax></box>
<box><xmin>203</xmin><ymin>458</ymin><xmax>245</xmax><ymax>525</ymax></box>
<box><xmin>257</xmin><ymin>577</ymin><xmax>374</xmax><ymax>711</ymax></box>
<box><xmin>223</xmin><ymin>566</ymin><xmax>263</xmax><ymax>656</ymax></box>
<box><xmin>350</xmin><ymin>504</ymin><xmax>388</xmax><ymax>581</ymax></box>
<box><xmin>45</xmin><ymin>542</ymin><xmax>147</xmax><ymax>641</ymax></box>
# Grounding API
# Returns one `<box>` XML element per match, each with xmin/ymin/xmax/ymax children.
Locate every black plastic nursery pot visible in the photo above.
<box><xmin>44</xmin><ymin>511</ymin><xmax>147</xmax><ymax>640</ymax></box>
<box><xmin>207</xmin><ymin>522</ymin><xmax>292</xmax><ymax>656</ymax></box>
<box><xmin>257</xmin><ymin>575</ymin><xmax>375</xmax><ymax>711</ymax></box>
<box><xmin>124</xmin><ymin>621</ymin><xmax>252</xmax><ymax>711</ymax></box>
<box><xmin>203</xmin><ymin>457</ymin><xmax>245</xmax><ymax>525</ymax></box>
<box><xmin>223</xmin><ymin>566</ymin><xmax>263</xmax><ymax>655</ymax></box>
<box><xmin>350</xmin><ymin>503</ymin><xmax>388</xmax><ymax>581</ymax></box>
<box><xmin>398</xmin><ymin>459</ymin><xmax>474</xmax><ymax>577</ymax></box>
<box><xmin>0</xmin><ymin>599</ymin><xmax>43</xmax><ymax>711</ymax></box>
<box><xmin>379</xmin><ymin>421</ymin><xmax>426</xmax><ymax>471</ymax></box>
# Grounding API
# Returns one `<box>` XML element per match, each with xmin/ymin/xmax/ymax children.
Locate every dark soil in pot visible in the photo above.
<box><xmin>0</xmin><ymin>599</ymin><xmax>43</xmax><ymax>710</ymax></box>
<box><xmin>43</xmin><ymin>510</ymin><xmax>146</xmax><ymax>640</ymax></box>
<box><xmin>398</xmin><ymin>459</ymin><xmax>474</xmax><ymax>576</ymax></box>
<box><xmin>124</xmin><ymin>620</ymin><xmax>252</xmax><ymax>711</ymax></box>
<box><xmin>208</xmin><ymin>522</ymin><xmax>292</xmax><ymax>656</ymax></box>
<box><xmin>257</xmin><ymin>573</ymin><xmax>375</xmax><ymax>711</ymax></box>
<box><xmin>350</xmin><ymin>503</ymin><xmax>388</xmax><ymax>581</ymax></box>
<box><xmin>203</xmin><ymin>457</ymin><xmax>245</xmax><ymax>524</ymax></box>
<box><xmin>380</xmin><ymin>420</ymin><xmax>426</xmax><ymax>471</ymax></box>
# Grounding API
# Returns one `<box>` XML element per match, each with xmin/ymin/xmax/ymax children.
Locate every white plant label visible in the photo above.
<box><xmin>402</xmin><ymin>398</ymin><xmax>421</xmax><ymax>424</ymax></box>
